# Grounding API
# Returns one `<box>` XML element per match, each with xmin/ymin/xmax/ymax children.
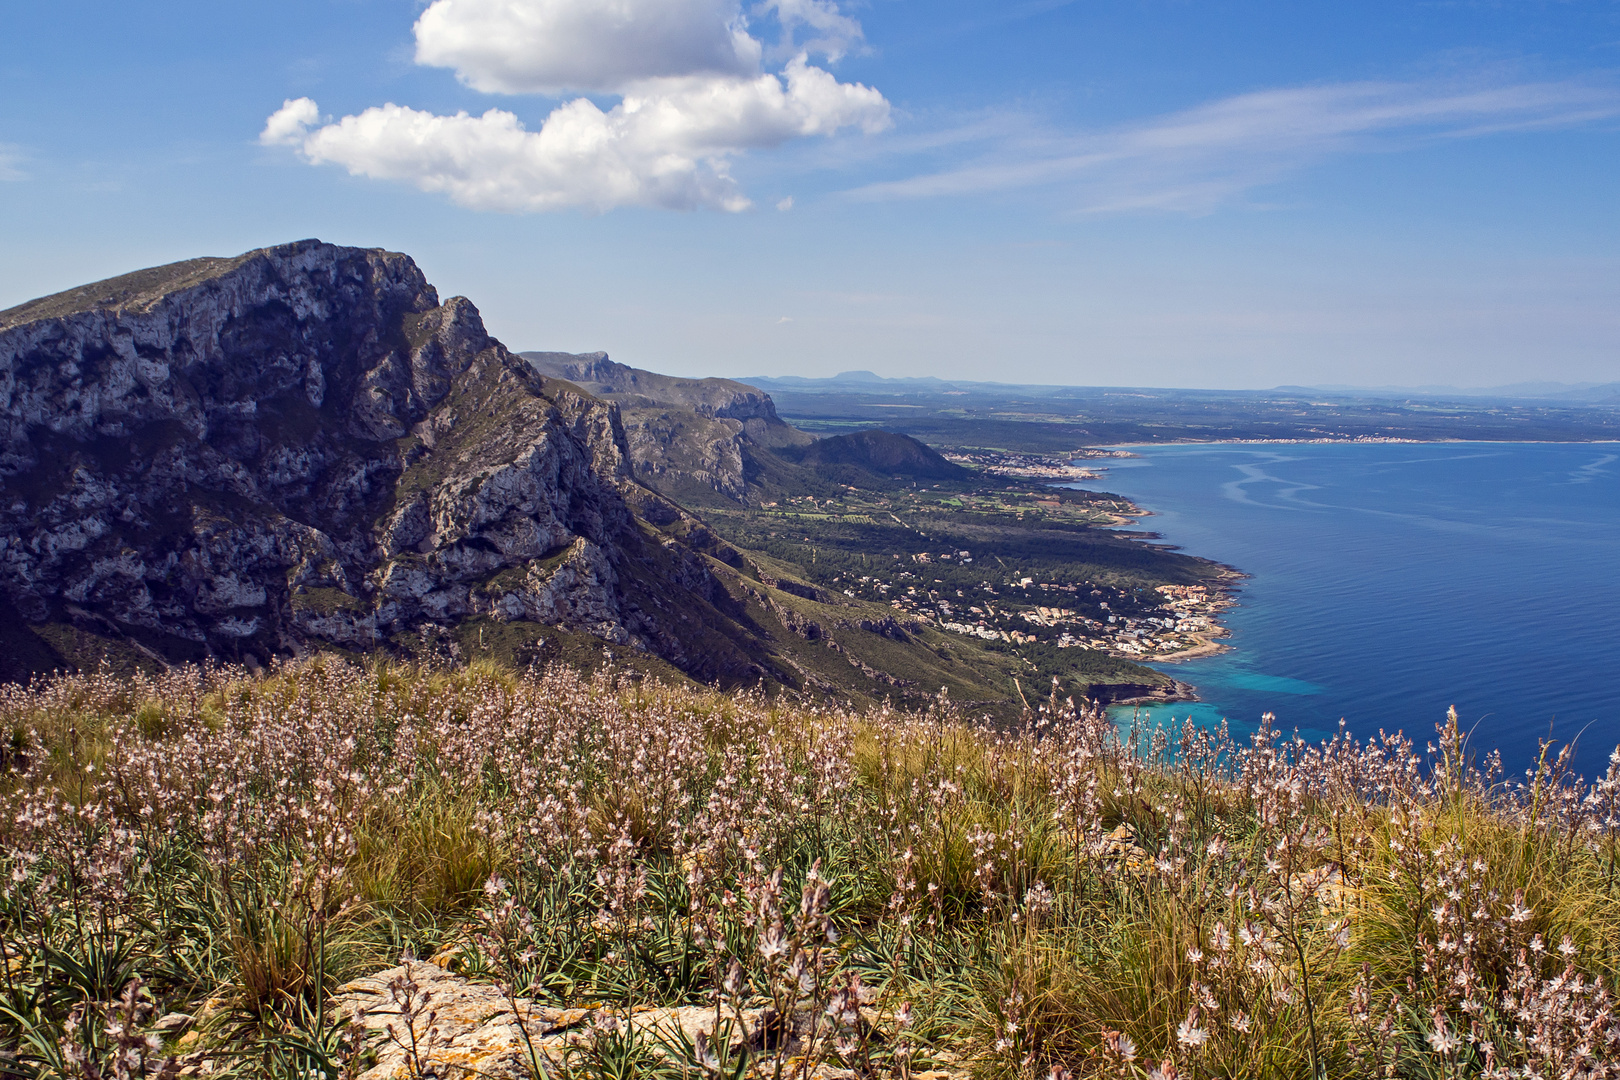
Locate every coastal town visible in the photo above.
<box><xmin>939</xmin><ymin>448</ymin><xmax>1100</xmax><ymax>482</ymax></box>
<box><xmin>829</xmin><ymin>555</ymin><xmax>1232</xmax><ymax>661</ymax></box>
<box><xmin>710</xmin><ymin>445</ymin><xmax>1235</xmax><ymax>668</ymax></box>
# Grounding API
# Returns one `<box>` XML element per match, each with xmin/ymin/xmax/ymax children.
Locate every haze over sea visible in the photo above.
<box><xmin>1073</xmin><ymin>442</ymin><xmax>1620</xmax><ymax>778</ymax></box>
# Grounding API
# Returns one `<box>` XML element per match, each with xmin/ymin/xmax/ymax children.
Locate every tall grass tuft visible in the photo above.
<box><xmin>3</xmin><ymin>662</ymin><xmax>1620</xmax><ymax>1078</ymax></box>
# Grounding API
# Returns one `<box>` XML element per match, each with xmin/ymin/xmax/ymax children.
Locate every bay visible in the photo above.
<box><xmin>1068</xmin><ymin>442</ymin><xmax>1620</xmax><ymax>778</ymax></box>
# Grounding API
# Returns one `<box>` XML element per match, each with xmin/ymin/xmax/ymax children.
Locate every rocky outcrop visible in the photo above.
<box><xmin>1083</xmin><ymin>679</ymin><xmax>1198</xmax><ymax>706</ymax></box>
<box><xmin>518</xmin><ymin>354</ymin><xmax>965</xmax><ymax>504</ymax></box>
<box><xmin>522</xmin><ymin>351</ymin><xmax>813</xmax><ymax>502</ymax></box>
<box><xmin>328</xmin><ymin>958</ymin><xmax>956</xmax><ymax>1080</ymax></box>
<box><xmin>522</xmin><ymin>351</ymin><xmax>788</xmax><ymax>426</ymax></box>
<box><xmin>0</xmin><ymin>241</ymin><xmax>777</xmax><ymax>680</ymax></box>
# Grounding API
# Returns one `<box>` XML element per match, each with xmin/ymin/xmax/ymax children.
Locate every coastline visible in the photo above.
<box><xmin>1074</xmin><ymin>441</ymin><xmax>1620</xmax><ymax>777</ymax></box>
<box><xmin>1092</xmin><ymin>437</ymin><xmax>1620</xmax><ymax>448</ymax></box>
<box><xmin>1150</xmin><ymin>633</ymin><xmax>1230</xmax><ymax>663</ymax></box>
<box><xmin>1052</xmin><ymin>462</ymin><xmax>1246</xmax><ymax>706</ymax></box>
<box><xmin>1015</xmin><ymin>437</ymin><xmax>1620</xmax><ymax>764</ymax></box>
<box><xmin>1092</xmin><ymin>677</ymin><xmax>1199</xmax><ymax>708</ymax></box>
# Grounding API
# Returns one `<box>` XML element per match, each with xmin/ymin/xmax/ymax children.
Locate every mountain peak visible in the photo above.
<box><xmin>0</xmin><ymin>243</ymin><xmax>785</xmax><ymax>686</ymax></box>
<box><xmin>0</xmin><ymin>240</ymin><xmax>417</xmax><ymax>331</ymax></box>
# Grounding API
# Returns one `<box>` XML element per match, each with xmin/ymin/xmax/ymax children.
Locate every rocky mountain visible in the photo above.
<box><xmin>522</xmin><ymin>350</ymin><xmax>811</xmax><ymax>502</ymax></box>
<box><xmin>0</xmin><ymin>241</ymin><xmax>795</xmax><ymax>682</ymax></box>
<box><xmin>522</xmin><ymin>352</ymin><xmax>968</xmax><ymax>502</ymax></box>
<box><xmin>522</xmin><ymin>351</ymin><xmax>794</xmax><ymax>431</ymax></box>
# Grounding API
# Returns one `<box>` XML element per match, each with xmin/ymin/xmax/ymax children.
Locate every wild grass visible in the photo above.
<box><xmin>2</xmin><ymin>658</ymin><xmax>1619</xmax><ymax>1079</ymax></box>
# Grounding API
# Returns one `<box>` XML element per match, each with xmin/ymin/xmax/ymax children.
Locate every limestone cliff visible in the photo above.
<box><xmin>522</xmin><ymin>351</ymin><xmax>812</xmax><ymax>502</ymax></box>
<box><xmin>0</xmin><ymin>241</ymin><xmax>778</xmax><ymax>681</ymax></box>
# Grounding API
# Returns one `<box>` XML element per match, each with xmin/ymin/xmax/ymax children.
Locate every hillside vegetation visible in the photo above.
<box><xmin>4</xmin><ymin>659</ymin><xmax>1620</xmax><ymax>1079</ymax></box>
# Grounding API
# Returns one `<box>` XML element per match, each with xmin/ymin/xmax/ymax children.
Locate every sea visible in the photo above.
<box><xmin>1064</xmin><ymin>442</ymin><xmax>1620</xmax><ymax>779</ymax></box>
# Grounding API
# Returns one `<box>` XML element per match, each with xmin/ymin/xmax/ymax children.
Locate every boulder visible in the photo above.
<box><xmin>331</xmin><ymin>959</ymin><xmax>961</xmax><ymax>1080</ymax></box>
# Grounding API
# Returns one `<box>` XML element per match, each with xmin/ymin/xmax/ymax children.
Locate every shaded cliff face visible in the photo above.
<box><xmin>522</xmin><ymin>351</ymin><xmax>813</xmax><ymax>502</ymax></box>
<box><xmin>519</xmin><ymin>353</ymin><xmax>974</xmax><ymax>504</ymax></box>
<box><xmin>0</xmin><ymin>241</ymin><xmax>779</xmax><ymax>682</ymax></box>
<box><xmin>519</xmin><ymin>353</ymin><xmax>774</xmax><ymax>419</ymax></box>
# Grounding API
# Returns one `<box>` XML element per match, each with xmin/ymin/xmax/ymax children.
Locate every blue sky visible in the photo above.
<box><xmin>2</xmin><ymin>0</ymin><xmax>1617</xmax><ymax>388</ymax></box>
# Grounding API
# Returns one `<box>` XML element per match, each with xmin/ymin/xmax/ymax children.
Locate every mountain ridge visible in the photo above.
<box><xmin>0</xmin><ymin>240</ymin><xmax>789</xmax><ymax>684</ymax></box>
<box><xmin>0</xmin><ymin>252</ymin><xmax>260</xmax><ymax>330</ymax></box>
<box><xmin>523</xmin><ymin>349</ymin><xmax>813</xmax><ymax>502</ymax></box>
<box><xmin>0</xmin><ymin>242</ymin><xmax>1195</xmax><ymax>711</ymax></box>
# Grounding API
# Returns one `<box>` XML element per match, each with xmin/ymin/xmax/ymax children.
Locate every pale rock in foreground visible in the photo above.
<box><xmin>332</xmin><ymin>959</ymin><xmax>962</xmax><ymax>1080</ymax></box>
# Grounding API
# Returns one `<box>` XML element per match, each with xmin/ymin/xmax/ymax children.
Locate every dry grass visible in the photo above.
<box><xmin>3</xmin><ymin>662</ymin><xmax>1620</xmax><ymax>1079</ymax></box>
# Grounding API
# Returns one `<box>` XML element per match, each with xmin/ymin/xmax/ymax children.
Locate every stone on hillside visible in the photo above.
<box><xmin>332</xmin><ymin>959</ymin><xmax>960</xmax><ymax>1080</ymax></box>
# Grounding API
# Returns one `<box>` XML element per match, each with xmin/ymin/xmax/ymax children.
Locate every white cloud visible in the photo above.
<box><xmin>414</xmin><ymin>0</ymin><xmax>760</xmax><ymax>95</ymax></box>
<box><xmin>755</xmin><ymin>0</ymin><xmax>864</xmax><ymax>63</ymax></box>
<box><xmin>297</xmin><ymin>101</ymin><xmax>747</xmax><ymax>213</ymax></box>
<box><xmin>776</xmin><ymin>195</ymin><xmax>793</xmax><ymax>210</ymax></box>
<box><xmin>267</xmin><ymin>0</ymin><xmax>888</xmax><ymax>212</ymax></box>
<box><xmin>286</xmin><ymin>59</ymin><xmax>886</xmax><ymax>212</ymax></box>
<box><xmin>849</xmin><ymin>77</ymin><xmax>1620</xmax><ymax>214</ymax></box>
<box><xmin>260</xmin><ymin>98</ymin><xmax>323</xmax><ymax>146</ymax></box>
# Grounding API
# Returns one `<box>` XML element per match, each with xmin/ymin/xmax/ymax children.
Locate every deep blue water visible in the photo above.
<box><xmin>1071</xmin><ymin>443</ymin><xmax>1620</xmax><ymax>778</ymax></box>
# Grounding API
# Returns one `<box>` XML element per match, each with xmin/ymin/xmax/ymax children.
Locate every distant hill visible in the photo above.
<box><xmin>524</xmin><ymin>353</ymin><xmax>974</xmax><ymax>497</ymax></box>
<box><xmin>744</xmin><ymin>371</ymin><xmax>1620</xmax><ymax>410</ymax></box>
<box><xmin>524</xmin><ymin>351</ymin><xmax>802</xmax><ymax>435</ymax></box>
<box><xmin>523</xmin><ymin>350</ymin><xmax>812</xmax><ymax>502</ymax></box>
<box><xmin>739</xmin><ymin>371</ymin><xmax>1620</xmax><ymax>447</ymax></box>
<box><xmin>748</xmin><ymin>370</ymin><xmax>961</xmax><ymax>391</ymax></box>
<box><xmin>783</xmin><ymin>429</ymin><xmax>968</xmax><ymax>482</ymax></box>
<box><xmin>1294</xmin><ymin>381</ymin><xmax>1620</xmax><ymax>404</ymax></box>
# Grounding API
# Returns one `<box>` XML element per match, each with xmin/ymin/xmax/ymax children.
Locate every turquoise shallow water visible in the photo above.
<box><xmin>1070</xmin><ymin>443</ymin><xmax>1620</xmax><ymax>777</ymax></box>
